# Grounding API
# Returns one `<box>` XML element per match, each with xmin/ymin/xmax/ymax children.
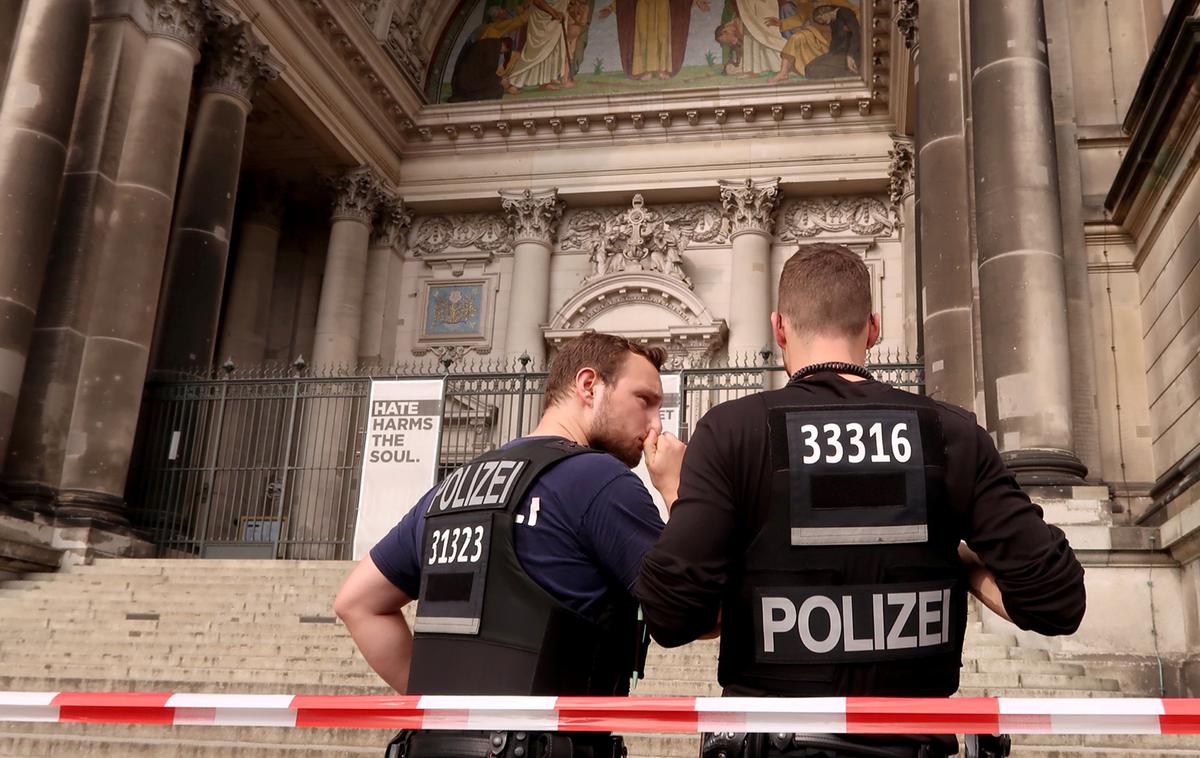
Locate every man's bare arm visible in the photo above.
<box><xmin>958</xmin><ymin>542</ymin><xmax>1013</xmax><ymax>623</ymax></box>
<box><xmin>333</xmin><ymin>556</ymin><xmax>415</xmax><ymax>692</ymax></box>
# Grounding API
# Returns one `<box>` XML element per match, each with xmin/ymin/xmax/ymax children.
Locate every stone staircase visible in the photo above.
<box><xmin>0</xmin><ymin>559</ymin><xmax>1193</xmax><ymax>757</ymax></box>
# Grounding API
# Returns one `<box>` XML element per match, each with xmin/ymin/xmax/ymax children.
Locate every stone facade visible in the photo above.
<box><xmin>0</xmin><ymin>0</ymin><xmax>1197</xmax><ymax>698</ymax></box>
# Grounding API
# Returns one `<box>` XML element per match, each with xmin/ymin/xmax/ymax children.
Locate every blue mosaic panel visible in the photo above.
<box><xmin>425</xmin><ymin>283</ymin><xmax>484</xmax><ymax>335</ymax></box>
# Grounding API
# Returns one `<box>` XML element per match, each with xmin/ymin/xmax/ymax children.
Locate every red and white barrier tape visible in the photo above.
<box><xmin>2</xmin><ymin>693</ymin><xmax>1199</xmax><ymax>735</ymax></box>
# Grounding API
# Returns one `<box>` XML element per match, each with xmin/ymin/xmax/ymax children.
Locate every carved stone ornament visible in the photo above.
<box><xmin>385</xmin><ymin>9</ymin><xmax>427</xmax><ymax>85</ymax></box>
<box><xmin>409</xmin><ymin>213</ymin><xmax>511</xmax><ymax>257</ymax></box>
<box><xmin>499</xmin><ymin>188</ymin><xmax>565</xmax><ymax>246</ymax></box>
<box><xmin>545</xmin><ymin>272</ymin><xmax>728</xmax><ymax>369</ymax></box>
<box><xmin>719</xmin><ymin>178</ymin><xmax>782</xmax><ymax>238</ymax></box>
<box><xmin>372</xmin><ymin>196</ymin><xmax>413</xmax><ymax>248</ymax></box>
<box><xmin>560</xmin><ymin>195</ymin><xmax>703</xmax><ymax>287</ymax></box>
<box><xmin>355</xmin><ymin>0</ymin><xmax>383</xmax><ymax>27</ymax></box>
<box><xmin>201</xmin><ymin>23</ymin><xmax>280</xmax><ymax>103</ymax></box>
<box><xmin>327</xmin><ymin>166</ymin><xmax>383</xmax><ymax>225</ymax></box>
<box><xmin>888</xmin><ymin>137</ymin><xmax>915</xmax><ymax>214</ymax></box>
<box><xmin>145</xmin><ymin>0</ymin><xmax>208</xmax><ymax>50</ymax></box>
<box><xmin>777</xmin><ymin>196</ymin><xmax>895</xmax><ymax>241</ymax></box>
<box><xmin>896</xmin><ymin>0</ymin><xmax>918</xmax><ymax>50</ymax></box>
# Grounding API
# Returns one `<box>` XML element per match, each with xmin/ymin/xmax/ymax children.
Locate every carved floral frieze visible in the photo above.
<box><xmin>408</xmin><ymin>213</ymin><xmax>511</xmax><ymax>256</ymax></box>
<box><xmin>776</xmin><ymin>196</ymin><xmax>894</xmax><ymax>241</ymax></box>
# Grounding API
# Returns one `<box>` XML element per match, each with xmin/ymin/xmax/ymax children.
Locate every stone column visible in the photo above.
<box><xmin>54</xmin><ymin>1</ymin><xmax>206</xmax><ymax>522</ymax></box>
<box><xmin>311</xmin><ymin>167</ymin><xmax>383</xmax><ymax>369</ymax></box>
<box><xmin>3</xmin><ymin>9</ymin><xmax>146</xmax><ymax>511</ymax></box>
<box><xmin>915</xmin><ymin>0</ymin><xmax>976</xmax><ymax>410</ymax></box>
<box><xmin>500</xmin><ymin>188</ymin><xmax>564</xmax><ymax>368</ymax></box>
<box><xmin>152</xmin><ymin>23</ymin><xmax>278</xmax><ymax>372</ymax></box>
<box><xmin>969</xmin><ymin>0</ymin><xmax>1085</xmax><ymax>482</ymax></box>
<box><xmin>719</xmin><ymin>178</ymin><xmax>781</xmax><ymax>361</ymax></box>
<box><xmin>290</xmin><ymin>231</ymin><xmax>328</xmax><ymax>362</ymax></box>
<box><xmin>217</xmin><ymin>176</ymin><xmax>285</xmax><ymax>367</ymax></box>
<box><xmin>1043</xmin><ymin>0</ymin><xmax>1102</xmax><ymax>480</ymax></box>
<box><xmin>0</xmin><ymin>0</ymin><xmax>90</xmax><ymax>474</ymax></box>
<box><xmin>358</xmin><ymin>196</ymin><xmax>411</xmax><ymax>367</ymax></box>
<box><xmin>262</xmin><ymin>235</ymin><xmax>304</xmax><ymax>364</ymax></box>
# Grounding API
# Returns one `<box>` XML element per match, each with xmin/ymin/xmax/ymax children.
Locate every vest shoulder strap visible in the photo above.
<box><xmin>424</xmin><ymin>438</ymin><xmax>600</xmax><ymax>518</ymax></box>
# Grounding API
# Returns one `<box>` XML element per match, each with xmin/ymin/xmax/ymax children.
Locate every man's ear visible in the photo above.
<box><xmin>867</xmin><ymin>313</ymin><xmax>881</xmax><ymax>349</ymax></box>
<box><xmin>575</xmin><ymin>367</ymin><xmax>598</xmax><ymax>407</ymax></box>
<box><xmin>771</xmin><ymin>312</ymin><xmax>787</xmax><ymax>350</ymax></box>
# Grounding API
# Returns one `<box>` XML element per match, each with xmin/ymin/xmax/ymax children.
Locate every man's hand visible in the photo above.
<box><xmin>765</xmin><ymin>15</ymin><xmax>780</xmax><ymax>27</ymax></box>
<box><xmin>643</xmin><ymin>428</ymin><xmax>686</xmax><ymax>510</ymax></box>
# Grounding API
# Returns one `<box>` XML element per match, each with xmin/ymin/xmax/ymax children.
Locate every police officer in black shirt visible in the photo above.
<box><xmin>634</xmin><ymin>243</ymin><xmax>1086</xmax><ymax>758</ymax></box>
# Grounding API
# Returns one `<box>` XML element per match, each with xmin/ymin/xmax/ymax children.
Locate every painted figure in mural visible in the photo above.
<box><xmin>597</xmin><ymin>0</ymin><xmax>712</xmax><ymax>81</ymax></box>
<box><xmin>765</xmin><ymin>0</ymin><xmax>859</xmax><ymax>82</ymax></box>
<box><xmin>449</xmin><ymin>5</ymin><xmax>530</xmax><ymax>101</ymax></box>
<box><xmin>503</xmin><ymin>0</ymin><xmax>577</xmax><ymax>91</ymax></box>
<box><xmin>565</xmin><ymin>0</ymin><xmax>597</xmax><ymax>76</ymax></box>
<box><xmin>803</xmin><ymin>3</ymin><xmax>862</xmax><ymax>77</ymax></box>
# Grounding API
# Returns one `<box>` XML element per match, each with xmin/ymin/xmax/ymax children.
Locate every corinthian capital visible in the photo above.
<box><xmin>145</xmin><ymin>0</ymin><xmax>207</xmax><ymax>51</ymax></box>
<box><xmin>888</xmin><ymin>137</ymin><xmax>916</xmax><ymax>211</ymax></box>
<box><xmin>328</xmin><ymin>166</ymin><xmax>384</xmax><ymax>225</ymax></box>
<box><xmin>499</xmin><ymin>188</ymin><xmax>565</xmax><ymax>246</ymax></box>
<box><xmin>719</xmin><ymin>178</ymin><xmax>782</xmax><ymax>238</ymax></box>
<box><xmin>896</xmin><ymin>0</ymin><xmax>918</xmax><ymax>50</ymax></box>
<box><xmin>200</xmin><ymin>23</ymin><xmax>280</xmax><ymax>104</ymax></box>
<box><xmin>373</xmin><ymin>195</ymin><xmax>414</xmax><ymax>249</ymax></box>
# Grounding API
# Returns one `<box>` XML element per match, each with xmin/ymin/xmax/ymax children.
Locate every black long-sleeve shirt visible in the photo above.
<box><xmin>635</xmin><ymin>373</ymin><xmax>1086</xmax><ymax>657</ymax></box>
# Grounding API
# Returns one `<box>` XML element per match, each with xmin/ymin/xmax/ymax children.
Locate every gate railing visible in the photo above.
<box><xmin>126</xmin><ymin>356</ymin><xmax>922</xmax><ymax>560</ymax></box>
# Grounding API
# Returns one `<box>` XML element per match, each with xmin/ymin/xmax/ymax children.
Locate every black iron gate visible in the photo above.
<box><xmin>126</xmin><ymin>359</ymin><xmax>922</xmax><ymax>559</ymax></box>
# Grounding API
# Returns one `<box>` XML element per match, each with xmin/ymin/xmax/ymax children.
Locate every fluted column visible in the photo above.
<box><xmin>500</xmin><ymin>188</ymin><xmax>564</xmax><ymax>367</ymax></box>
<box><xmin>0</xmin><ymin>0</ymin><xmax>90</xmax><ymax>476</ymax></box>
<box><xmin>358</xmin><ymin>196</ymin><xmax>411</xmax><ymax>367</ymax></box>
<box><xmin>915</xmin><ymin>0</ymin><xmax>976</xmax><ymax>410</ymax></box>
<box><xmin>719</xmin><ymin>178</ymin><xmax>780</xmax><ymax>360</ymax></box>
<box><xmin>969</xmin><ymin>0</ymin><xmax>1085</xmax><ymax>482</ymax></box>
<box><xmin>311</xmin><ymin>167</ymin><xmax>383</xmax><ymax>369</ymax></box>
<box><xmin>217</xmin><ymin>176</ymin><xmax>285</xmax><ymax>367</ymax></box>
<box><xmin>3</xmin><ymin>9</ymin><xmax>147</xmax><ymax>510</ymax></box>
<box><xmin>152</xmin><ymin>23</ymin><xmax>278</xmax><ymax>372</ymax></box>
<box><xmin>54</xmin><ymin>0</ymin><xmax>205</xmax><ymax>523</ymax></box>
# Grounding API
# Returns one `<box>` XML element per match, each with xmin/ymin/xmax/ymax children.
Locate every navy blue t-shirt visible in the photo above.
<box><xmin>370</xmin><ymin>436</ymin><xmax>665</xmax><ymax>621</ymax></box>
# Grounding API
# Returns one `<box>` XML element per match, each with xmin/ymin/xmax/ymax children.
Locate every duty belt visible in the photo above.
<box><xmin>386</xmin><ymin>729</ymin><xmax>626</xmax><ymax>758</ymax></box>
<box><xmin>701</xmin><ymin>732</ymin><xmax>950</xmax><ymax>758</ymax></box>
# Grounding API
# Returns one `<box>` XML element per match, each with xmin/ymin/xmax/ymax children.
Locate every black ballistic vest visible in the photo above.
<box><xmin>720</xmin><ymin>390</ymin><xmax>968</xmax><ymax>696</ymax></box>
<box><xmin>408</xmin><ymin>438</ymin><xmax>641</xmax><ymax>696</ymax></box>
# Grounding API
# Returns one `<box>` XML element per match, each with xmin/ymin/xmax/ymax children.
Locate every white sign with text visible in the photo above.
<box><xmin>634</xmin><ymin>373</ymin><xmax>682</xmax><ymax>523</ymax></box>
<box><xmin>353</xmin><ymin>379</ymin><xmax>445</xmax><ymax>559</ymax></box>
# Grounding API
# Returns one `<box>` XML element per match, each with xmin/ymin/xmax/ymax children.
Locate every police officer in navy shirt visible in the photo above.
<box><xmin>634</xmin><ymin>244</ymin><xmax>1086</xmax><ymax>758</ymax></box>
<box><xmin>334</xmin><ymin>332</ymin><xmax>686</xmax><ymax>758</ymax></box>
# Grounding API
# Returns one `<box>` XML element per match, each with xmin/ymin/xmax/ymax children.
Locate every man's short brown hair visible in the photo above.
<box><xmin>543</xmin><ymin>332</ymin><xmax>667</xmax><ymax>407</ymax></box>
<box><xmin>777</xmin><ymin>242</ymin><xmax>872</xmax><ymax>340</ymax></box>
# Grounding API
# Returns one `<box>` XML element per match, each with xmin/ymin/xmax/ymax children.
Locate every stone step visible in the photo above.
<box><xmin>0</xmin><ymin>675</ymin><xmax>391</xmax><ymax>696</ymax></box>
<box><xmin>969</xmin><ymin>658</ymin><xmax>1086</xmax><ymax>676</ymax></box>
<box><xmin>0</xmin><ymin>664</ymin><xmax>385</xmax><ymax>687</ymax></box>
<box><xmin>0</xmin><ymin>637</ymin><xmax>361</xmax><ymax>658</ymax></box>
<box><xmin>0</xmin><ymin>721</ymin><xmax>386</xmax><ymax>748</ymax></box>
<box><xmin>0</xmin><ymin>730</ymin><xmax>380</xmax><ymax>757</ymax></box>
<box><xmin>0</xmin><ymin>653</ymin><xmax>373</xmax><ymax>673</ymax></box>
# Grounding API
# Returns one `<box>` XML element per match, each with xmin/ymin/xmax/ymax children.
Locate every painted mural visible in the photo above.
<box><xmin>434</xmin><ymin>0</ymin><xmax>862</xmax><ymax>102</ymax></box>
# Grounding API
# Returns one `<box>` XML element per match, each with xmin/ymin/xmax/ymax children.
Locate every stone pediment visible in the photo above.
<box><xmin>544</xmin><ymin>272</ymin><xmax>726</xmax><ymax>368</ymax></box>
